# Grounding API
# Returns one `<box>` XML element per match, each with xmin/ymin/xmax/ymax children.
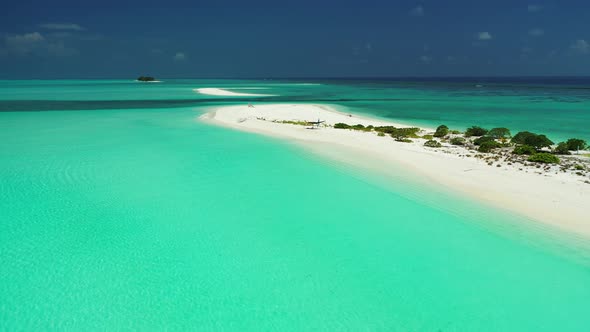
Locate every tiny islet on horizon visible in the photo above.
<box><xmin>1</xmin><ymin>79</ymin><xmax>590</xmax><ymax>330</ymax></box>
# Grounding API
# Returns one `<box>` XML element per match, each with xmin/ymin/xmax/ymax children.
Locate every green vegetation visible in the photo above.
<box><xmin>137</xmin><ymin>76</ymin><xmax>156</xmax><ymax>82</ymax></box>
<box><xmin>280</xmin><ymin>120</ymin><xmax>310</xmax><ymax>126</ymax></box>
<box><xmin>566</xmin><ymin>138</ymin><xmax>588</xmax><ymax>151</ymax></box>
<box><xmin>434</xmin><ymin>125</ymin><xmax>449</xmax><ymax>138</ymax></box>
<box><xmin>478</xmin><ymin>141</ymin><xmax>501</xmax><ymax>153</ymax></box>
<box><xmin>487</xmin><ymin>127</ymin><xmax>511</xmax><ymax>139</ymax></box>
<box><xmin>554</xmin><ymin>142</ymin><xmax>571</xmax><ymax>155</ymax></box>
<box><xmin>512</xmin><ymin>131</ymin><xmax>554</xmax><ymax>150</ymax></box>
<box><xmin>511</xmin><ymin>131</ymin><xmax>534</xmax><ymax>144</ymax></box>
<box><xmin>528</xmin><ymin>153</ymin><xmax>560</xmax><ymax>164</ymax></box>
<box><xmin>575</xmin><ymin>164</ymin><xmax>585</xmax><ymax>171</ymax></box>
<box><xmin>373</xmin><ymin>126</ymin><xmax>397</xmax><ymax>134</ymax></box>
<box><xmin>465</xmin><ymin>126</ymin><xmax>488</xmax><ymax>137</ymax></box>
<box><xmin>314</xmin><ymin>122</ymin><xmax>581</xmax><ymax>167</ymax></box>
<box><xmin>528</xmin><ymin>134</ymin><xmax>553</xmax><ymax>150</ymax></box>
<box><xmin>450</xmin><ymin>137</ymin><xmax>466</xmax><ymax>145</ymax></box>
<box><xmin>473</xmin><ymin>136</ymin><xmax>496</xmax><ymax>146</ymax></box>
<box><xmin>390</xmin><ymin>127</ymin><xmax>420</xmax><ymax>141</ymax></box>
<box><xmin>424</xmin><ymin>140</ymin><xmax>442</xmax><ymax>148</ymax></box>
<box><xmin>334</xmin><ymin>123</ymin><xmax>351</xmax><ymax>129</ymax></box>
<box><xmin>334</xmin><ymin>122</ymin><xmax>372</xmax><ymax>131</ymax></box>
<box><xmin>334</xmin><ymin>122</ymin><xmax>422</xmax><ymax>139</ymax></box>
<box><xmin>450</xmin><ymin>130</ymin><xmax>462</xmax><ymax>135</ymax></box>
<box><xmin>513</xmin><ymin>145</ymin><xmax>537</xmax><ymax>155</ymax></box>
<box><xmin>334</xmin><ymin>122</ymin><xmax>420</xmax><ymax>138</ymax></box>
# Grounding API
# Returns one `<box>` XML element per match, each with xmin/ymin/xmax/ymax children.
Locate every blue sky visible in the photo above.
<box><xmin>1</xmin><ymin>0</ymin><xmax>589</xmax><ymax>78</ymax></box>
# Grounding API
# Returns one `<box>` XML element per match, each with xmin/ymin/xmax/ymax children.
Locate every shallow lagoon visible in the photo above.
<box><xmin>1</xmin><ymin>80</ymin><xmax>590</xmax><ymax>330</ymax></box>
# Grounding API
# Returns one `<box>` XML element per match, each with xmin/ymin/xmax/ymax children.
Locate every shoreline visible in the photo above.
<box><xmin>200</xmin><ymin>103</ymin><xmax>590</xmax><ymax>239</ymax></box>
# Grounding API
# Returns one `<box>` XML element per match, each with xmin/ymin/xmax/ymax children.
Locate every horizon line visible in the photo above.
<box><xmin>2</xmin><ymin>75</ymin><xmax>590</xmax><ymax>80</ymax></box>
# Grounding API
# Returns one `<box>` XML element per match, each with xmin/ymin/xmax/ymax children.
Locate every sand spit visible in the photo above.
<box><xmin>194</xmin><ymin>88</ymin><xmax>275</xmax><ymax>97</ymax></box>
<box><xmin>201</xmin><ymin>103</ymin><xmax>590</xmax><ymax>238</ymax></box>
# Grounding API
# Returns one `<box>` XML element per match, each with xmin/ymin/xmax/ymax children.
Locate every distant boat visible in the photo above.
<box><xmin>475</xmin><ymin>84</ymin><xmax>484</xmax><ymax>88</ymax></box>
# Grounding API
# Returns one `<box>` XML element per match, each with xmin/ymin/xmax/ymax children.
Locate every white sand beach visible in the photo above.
<box><xmin>195</xmin><ymin>88</ymin><xmax>275</xmax><ymax>97</ymax></box>
<box><xmin>201</xmin><ymin>103</ymin><xmax>590</xmax><ymax>238</ymax></box>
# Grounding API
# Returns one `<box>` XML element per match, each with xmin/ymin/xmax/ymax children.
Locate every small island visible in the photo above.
<box><xmin>137</xmin><ymin>76</ymin><xmax>157</xmax><ymax>82</ymax></box>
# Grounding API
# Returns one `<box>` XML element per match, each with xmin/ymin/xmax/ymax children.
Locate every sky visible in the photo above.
<box><xmin>0</xmin><ymin>0</ymin><xmax>589</xmax><ymax>78</ymax></box>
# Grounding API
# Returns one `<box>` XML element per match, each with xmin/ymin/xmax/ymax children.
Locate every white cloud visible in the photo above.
<box><xmin>409</xmin><ymin>6</ymin><xmax>424</xmax><ymax>16</ymax></box>
<box><xmin>2</xmin><ymin>32</ymin><xmax>78</xmax><ymax>57</ymax></box>
<box><xmin>527</xmin><ymin>4</ymin><xmax>543</xmax><ymax>12</ymax></box>
<box><xmin>4</xmin><ymin>32</ymin><xmax>45</xmax><ymax>55</ymax></box>
<box><xmin>477</xmin><ymin>32</ymin><xmax>493</xmax><ymax>40</ymax></box>
<box><xmin>173</xmin><ymin>52</ymin><xmax>187</xmax><ymax>61</ymax></box>
<box><xmin>571</xmin><ymin>39</ymin><xmax>590</xmax><ymax>54</ymax></box>
<box><xmin>8</xmin><ymin>32</ymin><xmax>44</xmax><ymax>42</ymax></box>
<box><xmin>419</xmin><ymin>55</ymin><xmax>432</xmax><ymax>63</ymax></box>
<box><xmin>39</xmin><ymin>23</ymin><xmax>85</xmax><ymax>31</ymax></box>
<box><xmin>529</xmin><ymin>28</ymin><xmax>544</xmax><ymax>37</ymax></box>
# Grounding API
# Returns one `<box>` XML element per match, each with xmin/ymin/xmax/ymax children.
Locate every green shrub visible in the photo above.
<box><xmin>575</xmin><ymin>164</ymin><xmax>585</xmax><ymax>171</ymax></box>
<box><xmin>554</xmin><ymin>142</ymin><xmax>571</xmax><ymax>155</ymax></box>
<box><xmin>566</xmin><ymin>138</ymin><xmax>588</xmax><ymax>151</ymax></box>
<box><xmin>529</xmin><ymin>134</ymin><xmax>553</xmax><ymax>150</ymax></box>
<box><xmin>488</xmin><ymin>127</ymin><xmax>512</xmax><ymax>139</ymax></box>
<box><xmin>473</xmin><ymin>136</ymin><xmax>496</xmax><ymax>146</ymax></box>
<box><xmin>424</xmin><ymin>140</ymin><xmax>442</xmax><ymax>148</ymax></box>
<box><xmin>434</xmin><ymin>125</ymin><xmax>449</xmax><ymax>137</ymax></box>
<box><xmin>351</xmin><ymin>124</ymin><xmax>365</xmax><ymax>130</ymax></box>
<box><xmin>478</xmin><ymin>141</ymin><xmax>501</xmax><ymax>153</ymax></box>
<box><xmin>374</xmin><ymin>126</ymin><xmax>397</xmax><ymax>134</ymax></box>
<box><xmin>528</xmin><ymin>153</ymin><xmax>560</xmax><ymax>164</ymax></box>
<box><xmin>334</xmin><ymin>123</ymin><xmax>351</xmax><ymax>129</ymax></box>
<box><xmin>422</xmin><ymin>134</ymin><xmax>434</xmax><ymax>140</ymax></box>
<box><xmin>399</xmin><ymin>139</ymin><xmax>413</xmax><ymax>143</ymax></box>
<box><xmin>390</xmin><ymin>127</ymin><xmax>420</xmax><ymax>141</ymax></box>
<box><xmin>377</xmin><ymin>132</ymin><xmax>385</xmax><ymax>137</ymax></box>
<box><xmin>450</xmin><ymin>137</ymin><xmax>466</xmax><ymax>145</ymax></box>
<box><xmin>450</xmin><ymin>130</ymin><xmax>461</xmax><ymax>135</ymax></box>
<box><xmin>465</xmin><ymin>126</ymin><xmax>488</xmax><ymax>137</ymax></box>
<box><xmin>512</xmin><ymin>131</ymin><xmax>554</xmax><ymax>150</ymax></box>
<box><xmin>513</xmin><ymin>145</ymin><xmax>536</xmax><ymax>155</ymax></box>
<box><xmin>279</xmin><ymin>120</ymin><xmax>310</xmax><ymax>126</ymax></box>
<box><xmin>512</xmin><ymin>131</ymin><xmax>533</xmax><ymax>144</ymax></box>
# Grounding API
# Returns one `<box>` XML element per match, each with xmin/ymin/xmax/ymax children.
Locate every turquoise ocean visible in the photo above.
<box><xmin>1</xmin><ymin>79</ymin><xmax>590</xmax><ymax>330</ymax></box>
